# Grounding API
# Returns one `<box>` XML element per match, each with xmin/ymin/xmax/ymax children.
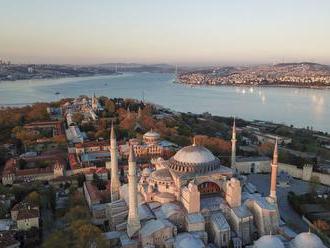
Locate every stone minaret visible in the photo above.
<box><xmin>110</xmin><ymin>122</ymin><xmax>120</xmax><ymax>201</ymax></box>
<box><xmin>137</xmin><ymin>106</ymin><xmax>142</xmax><ymax>120</ymax></box>
<box><xmin>231</xmin><ymin>118</ymin><xmax>237</xmax><ymax>168</ymax></box>
<box><xmin>92</xmin><ymin>92</ymin><xmax>98</xmax><ymax>111</ymax></box>
<box><xmin>127</xmin><ymin>145</ymin><xmax>141</xmax><ymax>238</ymax></box>
<box><xmin>127</xmin><ymin>106</ymin><xmax>131</xmax><ymax>118</ymax></box>
<box><xmin>270</xmin><ymin>138</ymin><xmax>278</xmax><ymax>199</ymax></box>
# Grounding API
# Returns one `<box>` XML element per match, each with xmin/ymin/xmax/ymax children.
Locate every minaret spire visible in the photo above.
<box><xmin>127</xmin><ymin>145</ymin><xmax>141</xmax><ymax>237</ymax></box>
<box><xmin>231</xmin><ymin>117</ymin><xmax>237</xmax><ymax>168</ymax></box>
<box><xmin>110</xmin><ymin>121</ymin><xmax>116</xmax><ymax>140</ymax></box>
<box><xmin>270</xmin><ymin>138</ymin><xmax>279</xmax><ymax>199</ymax></box>
<box><xmin>127</xmin><ymin>106</ymin><xmax>131</xmax><ymax>118</ymax></box>
<box><xmin>137</xmin><ymin>106</ymin><xmax>142</xmax><ymax>120</ymax></box>
<box><xmin>109</xmin><ymin>121</ymin><xmax>120</xmax><ymax>201</ymax></box>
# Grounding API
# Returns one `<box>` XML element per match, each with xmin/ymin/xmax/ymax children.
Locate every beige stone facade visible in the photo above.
<box><xmin>17</xmin><ymin>216</ymin><xmax>39</xmax><ymax>231</ymax></box>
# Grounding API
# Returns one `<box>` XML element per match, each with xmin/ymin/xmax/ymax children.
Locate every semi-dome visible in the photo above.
<box><xmin>174</xmin><ymin>233</ymin><xmax>205</xmax><ymax>248</ymax></box>
<box><xmin>290</xmin><ymin>232</ymin><xmax>326</xmax><ymax>248</ymax></box>
<box><xmin>254</xmin><ymin>235</ymin><xmax>285</xmax><ymax>248</ymax></box>
<box><xmin>168</xmin><ymin>144</ymin><xmax>221</xmax><ymax>174</ymax></box>
<box><xmin>150</xmin><ymin>168</ymin><xmax>173</xmax><ymax>182</ymax></box>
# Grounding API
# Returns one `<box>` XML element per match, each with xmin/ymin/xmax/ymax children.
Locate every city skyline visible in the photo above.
<box><xmin>1</xmin><ymin>0</ymin><xmax>330</xmax><ymax>65</ymax></box>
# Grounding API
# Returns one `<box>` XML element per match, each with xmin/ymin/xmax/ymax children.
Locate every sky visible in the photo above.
<box><xmin>0</xmin><ymin>0</ymin><xmax>330</xmax><ymax>65</ymax></box>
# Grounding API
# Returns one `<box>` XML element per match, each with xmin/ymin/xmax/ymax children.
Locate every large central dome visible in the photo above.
<box><xmin>168</xmin><ymin>144</ymin><xmax>221</xmax><ymax>174</ymax></box>
<box><xmin>173</xmin><ymin>145</ymin><xmax>216</xmax><ymax>164</ymax></box>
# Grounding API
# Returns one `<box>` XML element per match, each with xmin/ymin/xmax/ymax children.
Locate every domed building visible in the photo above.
<box><xmin>106</xmin><ymin>122</ymin><xmax>306</xmax><ymax>248</ymax></box>
<box><xmin>123</xmin><ymin>129</ymin><xmax>176</xmax><ymax>159</ymax></box>
<box><xmin>140</xmin><ymin>142</ymin><xmax>233</xmax><ymax>209</ymax></box>
<box><xmin>143</xmin><ymin>129</ymin><xmax>160</xmax><ymax>145</ymax></box>
<box><xmin>290</xmin><ymin>231</ymin><xmax>327</xmax><ymax>248</ymax></box>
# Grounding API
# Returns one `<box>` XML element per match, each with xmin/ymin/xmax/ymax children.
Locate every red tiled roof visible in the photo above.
<box><xmin>1</xmin><ymin>159</ymin><xmax>16</xmax><ymax>176</ymax></box>
<box><xmin>0</xmin><ymin>231</ymin><xmax>20</xmax><ymax>247</ymax></box>
<box><xmin>11</xmin><ymin>201</ymin><xmax>39</xmax><ymax>212</ymax></box>
<box><xmin>85</xmin><ymin>167</ymin><xmax>108</xmax><ymax>175</ymax></box>
<box><xmin>68</xmin><ymin>153</ymin><xmax>79</xmax><ymax>170</ymax></box>
<box><xmin>15</xmin><ymin>166</ymin><xmax>53</xmax><ymax>176</ymax></box>
<box><xmin>75</xmin><ymin>140</ymin><xmax>110</xmax><ymax>149</ymax></box>
<box><xmin>24</xmin><ymin>121</ymin><xmax>62</xmax><ymax>126</ymax></box>
<box><xmin>84</xmin><ymin>181</ymin><xmax>111</xmax><ymax>204</ymax></box>
<box><xmin>16</xmin><ymin>208</ymin><xmax>39</xmax><ymax>220</ymax></box>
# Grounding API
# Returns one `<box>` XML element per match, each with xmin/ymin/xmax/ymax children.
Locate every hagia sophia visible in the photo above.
<box><xmin>105</xmin><ymin>121</ymin><xmax>327</xmax><ymax>248</ymax></box>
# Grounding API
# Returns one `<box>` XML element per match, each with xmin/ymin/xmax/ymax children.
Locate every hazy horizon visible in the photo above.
<box><xmin>1</xmin><ymin>0</ymin><xmax>330</xmax><ymax>65</ymax></box>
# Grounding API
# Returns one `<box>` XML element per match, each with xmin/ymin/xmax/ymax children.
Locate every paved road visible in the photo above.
<box><xmin>247</xmin><ymin>174</ymin><xmax>329</xmax><ymax>233</ymax></box>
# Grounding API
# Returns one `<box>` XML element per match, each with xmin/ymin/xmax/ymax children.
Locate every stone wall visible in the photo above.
<box><xmin>278</xmin><ymin>163</ymin><xmax>330</xmax><ymax>186</ymax></box>
<box><xmin>234</xmin><ymin>160</ymin><xmax>271</xmax><ymax>174</ymax></box>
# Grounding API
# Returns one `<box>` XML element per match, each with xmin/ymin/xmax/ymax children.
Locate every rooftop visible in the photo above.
<box><xmin>236</xmin><ymin>156</ymin><xmax>270</xmax><ymax>162</ymax></box>
<box><xmin>16</xmin><ymin>208</ymin><xmax>39</xmax><ymax>220</ymax></box>
<box><xmin>0</xmin><ymin>231</ymin><xmax>20</xmax><ymax>248</ymax></box>
<box><xmin>173</xmin><ymin>145</ymin><xmax>216</xmax><ymax>164</ymax></box>
<box><xmin>75</xmin><ymin>140</ymin><xmax>110</xmax><ymax>148</ymax></box>
<box><xmin>81</xmin><ymin>151</ymin><xmax>111</xmax><ymax>162</ymax></box>
<box><xmin>140</xmin><ymin>219</ymin><xmax>174</xmax><ymax>237</ymax></box>
<box><xmin>150</xmin><ymin>168</ymin><xmax>173</xmax><ymax>182</ymax></box>
<box><xmin>232</xmin><ymin>205</ymin><xmax>253</xmax><ymax>219</ymax></box>
<box><xmin>186</xmin><ymin>213</ymin><xmax>205</xmax><ymax>224</ymax></box>
<box><xmin>84</xmin><ymin>181</ymin><xmax>111</xmax><ymax>204</ymax></box>
<box><xmin>210</xmin><ymin>212</ymin><xmax>230</xmax><ymax>231</ymax></box>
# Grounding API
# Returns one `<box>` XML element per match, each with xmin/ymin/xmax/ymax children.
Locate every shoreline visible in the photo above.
<box><xmin>175</xmin><ymin>81</ymin><xmax>330</xmax><ymax>90</ymax></box>
<box><xmin>2</xmin><ymin>72</ymin><xmax>330</xmax><ymax>90</ymax></box>
<box><xmin>1</xmin><ymin>97</ymin><xmax>329</xmax><ymax>135</ymax></box>
<box><xmin>0</xmin><ymin>72</ymin><xmax>123</xmax><ymax>84</ymax></box>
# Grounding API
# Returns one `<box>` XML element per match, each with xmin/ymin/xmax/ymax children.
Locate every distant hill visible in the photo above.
<box><xmin>177</xmin><ymin>62</ymin><xmax>330</xmax><ymax>87</ymax></box>
<box><xmin>274</xmin><ymin>62</ymin><xmax>330</xmax><ymax>70</ymax></box>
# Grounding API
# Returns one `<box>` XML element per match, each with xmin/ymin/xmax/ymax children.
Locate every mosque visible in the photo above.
<box><xmin>105</xmin><ymin>121</ymin><xmax>327</xmax><ymax>248</ymax></box>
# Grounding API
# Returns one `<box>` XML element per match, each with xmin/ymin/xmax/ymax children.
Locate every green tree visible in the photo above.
<box><xmin>26</xmin><ymin>103</ymin><xmax>50</xmax><ymax>122</ymax></box>
<box><xmin>71</xmin><ymin>220</ymin><xmax>107</xmax><ymax>248</ymax></box>
<box><xmin>12</xmin><ymin>126</ymin><xmax>39</xmax><ymax>147</ymax></box>
<box><xmin>26</xmin><ymin>191</ymin><xmax>40</xmax><ymax>206</ymax></box>
<box><xmin>104</xmin><ymin>99</ymin><xmax>116</xmax><ymax>114</ymax></box>
<box><xmin>65</xmin><ymin>206</ymin><xmax>90</xmax><ymax>222</ymax></box>
<box><xmin>42</xmin><ymin>230</ymin><xmax>71</xmax><ymax>248</ymax></box>
<box><xmin>310</xmin><ymin>175</ymin><xmax>321</xmax><ymax>194</ymax></box>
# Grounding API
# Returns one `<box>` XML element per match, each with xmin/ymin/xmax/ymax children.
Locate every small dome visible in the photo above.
<box><xmin>175</xmin><ymin>233</ymin><xmax>205</xmax><ymax>248</ymax></box>
<box><xmin>254</xmin><ymin>235</ymin><xmax>285</xmax><ymax>248</ymax></box>
<box><xmin>290</xmin><ymin>232</ymin><xmax>326</xmax><ymax>248</ymax></box>
<box><xmin>142</xmin><ymin>167</ymin><xmax>152</xmax><ymax>177</ymax></box>
<box><xmin>143</xmin><ymin>129</ymin><xmax>160</xmax><ymax>139</ymax></box>
<box><xmin>173</xmin><ymin>145</ymin><xmax>216</xmax><ymax>164</ymax></box>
